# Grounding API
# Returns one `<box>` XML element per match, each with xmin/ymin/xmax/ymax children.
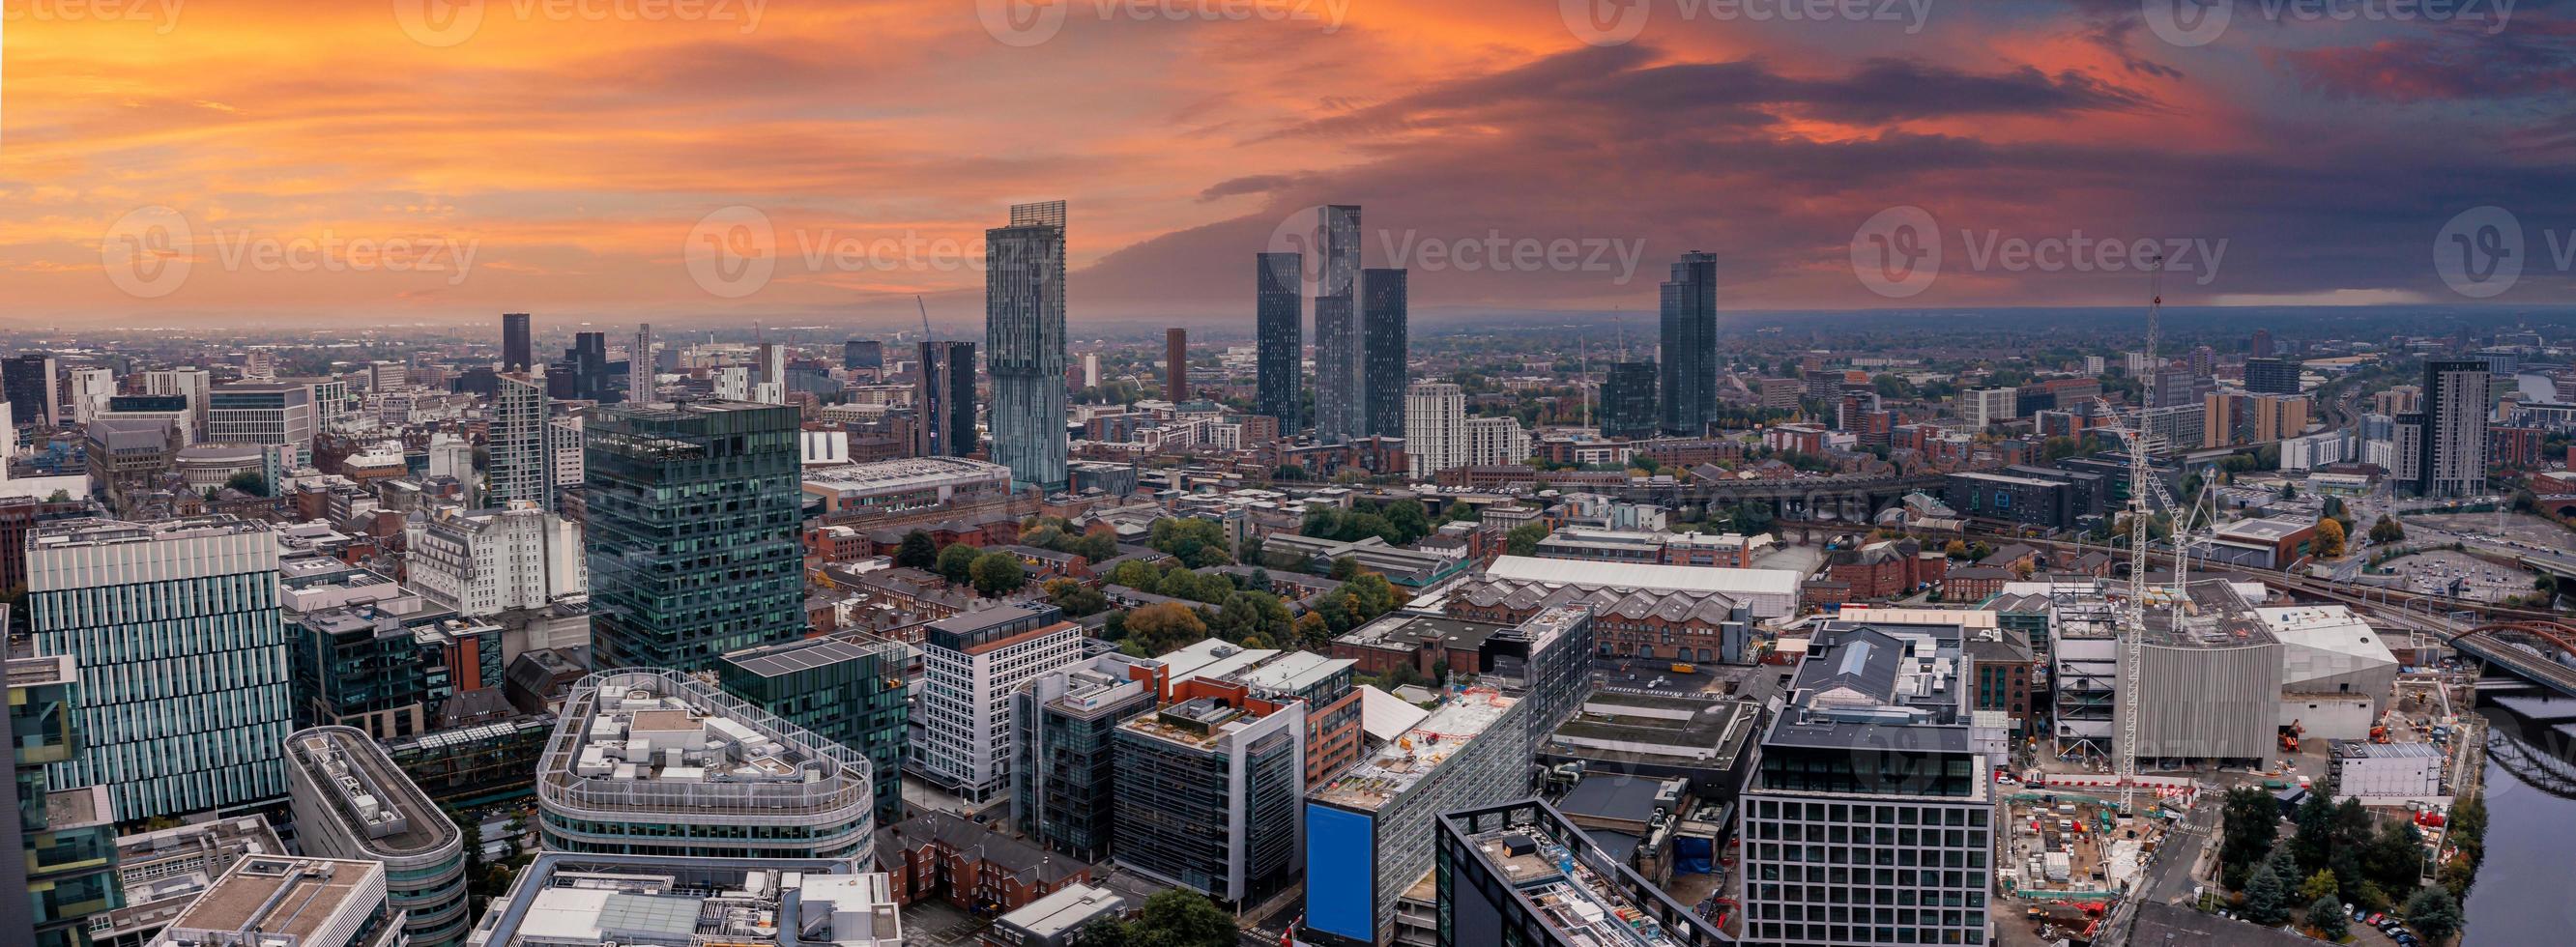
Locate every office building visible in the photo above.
<box><xmin>286</xmin><ymin>728</ymin><xmax>470</xmax><ymax>947</ymax></box>
<box><xmin>154</xmin><ymin>857</ymin><xmax>399</xmax><ymax>947</ymax></box>
<box><xmin>629</xmin><ymin>324</ymin><xmax>654</xmax><ymax>404</ymax></box>
<box><xmin>465</xmin><ymin>853</ymin><xmax>899</xmax><ymax>947</ymax></box>
<box><xmin>1012</xmin><ymin>652</ymin><xmax>1165</xmax><ymax>862</ymax></box>
<box><xmin>1404</xmin><ymin>383</ymin><xmax>1465</xmax><ymax>478</ymax></box>
<box><xmin>1963</xmin><ymin>387</ymin><xmax>2016</xmax><ymax>428</ymax></box>
<box><xmin>585</xmin><ymin>401</ymin><xmax>804</xmax><ymax>672</ymax></box>
<box><xmin>1602</xmin><ymin>360</ymin><xmax>1657</xmax><ymax>439</ymax></box>
<box><xmin>142</xmin><ymin>367</ymin><xmax>212</xmax><ymax>429</ymax></box>
<box><xmin>291</xmin><ymin>601</ymin><xmax>504</xmax><ymax>740</ymax></box>
<box><xmin>1464</xmin><ymin>416</ymin><xmax>1531</xmax><ymax>469</ymax></box>
<box><xmin>1314</xmin><ymin>205</ymin><xmax>1365</xmax><ymax>443</ymax></box>
<box><xmin>1113</xmin><ymin>678</ymin><xmax>1306</xmax><ymax>905</ymax></box>
<box><xmin>986</xmin><ymin>200</ymin><xmax>1070</xmax><ymax>492</ymax></box>
<box><xmin>502</xmin><ymin>312</ymin><xmax>533</xmax><ymax>372</ymax></box>
<box><xmin>1738</xmin><ymin>620</ymin><xmax>1995</xmax><ymax>947</ymax></box>
<box><xmin>204</xmin><ymin>381</ymin><xmax>315</xmax><ymax>454</ymax></box>
<box><xmin>407</xmin><ymin>502</ymin><xmax>586</xmax><ymax>619</ymax></box>
<box><xmin>914</xmin><ymin>339</ymin><xmax>977</xmax><ymax>458</ymax></box>
<box><xmin>536</xmin><ymin>669</ymin><xmax>877</xmax><ymax>866</ymax></box>
<box><xmin>67</xmin><ymin>367</ymin><xmax>114</xmax><ymax>425</ymax></box>
<box><xmin>2249</xmin><ymin>328</ymin><xmax>2273</xmax><ymax>359</ymax></box>
<box><xmin>88</xmin><ymin>816</ymin><xmax>280</xmax><ymax>947</ymax></box>
<box><xmin>29</xmin><ymin>517</ymin><xmax>289</xmax><ymax>821</ymax></box>
<box><xmin>1363</xmin><ymin>268</ymin><xmax>1409</xmax><ymax>438</ymax></box>
<box><xmin>1256</xmin><ymin>251</ymin><xmax>1303</xmax><ymax>431</ymax></box>
<box><xmin>800</xmin><ymin>455</ymin><xmax>1015</xmax><ymax>518</ymax></box>
<box><xmin>489</xmin><ymin>371</ymin><xmax>551</xmax><ymax>507</ymax></box>
<box><xmin>6</xmin><ymin>353</ymin><xmax>59</xmax><ymax>427</ymax></box>
<box><xmin>715</xmin><ymin>632</ymin><xmax>912</xmax><ymax>822</ymax></box>
<box><xmin>1437</xmin><ymin>799</ymin><xmax>1730</xmax><ymax>947</ymax></box>
<box><xmin>915</xmin><ymin>603</ymin><xmax>1087</xmax><ymax>806</ymax></box>
<box><xmin>5</xmin><ymin>652</ymin><xmax>123</xmax><ymax>947</ymax></box>
<box><xmin>2243</xmin><ymin>357</ymin><xmax>2300</xmax><ymax>395</ymax></box>
<box><xmin>845</xmin><ymin>339</ymin><xmax>883</xmax><ymax>372</ymax></box>
<box><xmin>1305</xmin><ymin>607</ymin><xmax>1595</xmax><ymax>945</ymax></box>
<box><xmin>1658</xmin><ymin>252</ymin><xmax>1718</xmax><ymax>436</ymax></box>
<box><xmin>2407</xmin><ymin>359</ymin><xmax>2490</xmax><ymax>497</ymax></box>
<box><xmin>1164</xmin><ymin>328</ymin><xmax>1188</xmax><ymax>399</ymax></box>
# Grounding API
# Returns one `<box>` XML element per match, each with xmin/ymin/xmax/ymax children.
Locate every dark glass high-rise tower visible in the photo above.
<box><xmin>1603</xmin><ymin>360</ymin><xmax>1658</xmax><ymax>439</ymax></box>
<box><xmin>986</xmin><ymin>201</ymin><xmax>1069</xmax><ymax>492</ymax></box>
<box><xmin>1362</xmin><ymin>267</ymin><xmax>1408</xmax><ymax>439</ymax></box>
<box><xmin>1312</xmin><ymin>205</ymin><xmax>1363</xmax><ymax>443</ymax></box>
<box><xmin>915</xmin><ymin>339</ymin><xmax>977</xmax><ymax>458</ymax></box>
<box><xmin>1658</xmin><ymin>251</ymin><xmax>1719</xmax><ymax>436</ymax></box>
<box><xmin>844</xmin><ymin>339</ymin><xmax>883</xmax><ymax>371</ymax></box>
<box><xmin>2243</xmin><ymin>357</ymin><xmax>2300</xmax><ymax>395</ymax></box>
<box><xmin>585</xmin><ymin>400</ymin><xmax>804</xmax><ymax>672</ymax></box>
<box><xmin>502</xmin><ymin>312</ymin><xmax>532</xmax><ymax>372</ymax></box>
<box><xmin>1256</xmin><ymin>251</ymin><xmax>1302</xmax><ymax>431</ymax></box>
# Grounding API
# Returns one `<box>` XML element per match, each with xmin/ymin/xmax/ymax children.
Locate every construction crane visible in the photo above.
<box><xmin>916</xmin><ymin>295</ymin><xmax>934</xmax><ymax>341</ymax></box>
<box><xmin>2111</xmin><ymin>254</ymin><xmax>2165</xmax><ymax>814</ymax></box>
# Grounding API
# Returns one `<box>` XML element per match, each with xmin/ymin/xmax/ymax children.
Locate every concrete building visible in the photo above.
<box><xmin>914</xmin><ymin>339</ymin><xmax>977</xmax><ymax>459</ymax></box>
<box><xmin>465</xmin><ymin>853</ymin><xmax>898</xmax><ymax>947</ymax></box>
<box><xmin>91</xmin><ymin>816</ymin><xmax>282</xmax><ymax>947</ymax></box>
<box><xmin>1437</xmin><ymin>799</ymin><xmax>1732</xmax><ymax>947</ymax></box>
<box><xmin>2256</xmin><ymin>606</ymin><xmax>2400</xmax><ymax>741</ymax></box>
<box><xmin>407</xmin><ymin>502</ymin><xmax>586</xmax><ymax>618</ymax></box>
<box><xmin>1404</xmin><ymin>383</ymin><xmax>1464</xmax><ymax>477</ymax></box>
<box><xmin>2330</xmin><ymin>742</ymin><xmax>2443</xmax><ymax>802</ymax></box>
<box><xmin>2049</xmin><ymin>579</ymin><xmax>2284</xmax><ymax>764</ymax></box>
<box><xmin>1481</xmin><ymin>556</ymin><xmax>1801</xmax><ymax>618</ymax></box>
<box><xmin>915</xmin><ymin>603</ymin><xmax>1087</xmax><ymax>806</ymax></box>
<box><xmin>1738</xmin><ymin>620</ymin><xmax>1994</xmax><ymax>947</ymax></box>
<box><xmin>29</xmin><ymin>517</ymin><xmax>290</xmax><ymax>821</ymax></box>
<box><xmin>535</xmin><ymin>670</ymin><xmax>877</xmax><ymax>868</ymax></box>
<box><xmin>2405</xmin><ymin>359</ymin><xmax>2490</xmax><ymax>497</ymax></box>
<box><xmin>1111</xmin><ymin>678</ymin><xmax>1306</xmax><ymax>904</ymax></box>
<box><xmin>1964</xmin><ymin>387</ymin><xmax>2017</xmax><ymax>428</ymax></box>
<box><xmin>985</xmin><ymin>884</ymin><xmax>1125</xmax><ymax>947</ymax></box>
<box><xmin>488</xmin><ymin>371</ymin><xmax>551</xmax><ymax>508</ymax></box>
<box><xmin>153</xmin><ymin>856</ymin><xmax>399</xmax><ymax>947</ymax></box>
<box><xmin>285</xmin><ymin>728</ymin><xmax>470</xmax><ymax>947</ymax></box>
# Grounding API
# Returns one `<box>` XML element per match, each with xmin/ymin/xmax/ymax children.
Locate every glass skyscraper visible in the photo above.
<box><xmin>986</xmin><ymin>201</ymin><xmax>1069</xmax><ymax>492</ymax></box>
<box><xmin>5</xmin><ymin>653</ymin><xmax>122</xmax><ymax>947</ymax></box>
<box><xmin>26</xmin><ymin>517</ymin><xmax>291</xmax><ymax>821</ymax></box>
<box><xmin>1362</xmin><ymin>267</ymin><xmax>1408</xmax><ymax>439</ymax></box>
<box><xmin>1256</xmin><ymin>251</ymin><xmax>1303</xmax><ymax>430</ymax></box>
<box><xmin>1659</xmin><ymin>251</ymin><xmax>1720</xmax><ymax>436</ymax></box>
<box><xmin>716</xmin><ymin>632</ymin><xmax>912</xmax><ymax>822</ymax></box>
<box><xmin>584</xmin><ymin>400</ymin><xmax>804</xmax><ymax>671</ymax></box>
<box><xmin>502</xmin><ymin>311</ymin><xmax>533</xmax><ymax>372</ymax></box>
<box><xmin>1312</xmin><ymin>205</ymin><xmax>1364</xmax><ymax>443</ymax></box>
<box><xmin>1602</xmin><ymin>360</ymin><xmax>1658</xmax><ymax>440</ymax></box>
<box><xmin>914</xmin><ymin>339</ymin><xmax>977</xmax><ymax>458</ymax></box>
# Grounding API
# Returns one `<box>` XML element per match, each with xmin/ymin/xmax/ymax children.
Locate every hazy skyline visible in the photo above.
<box><xmin>7</xmin><ymin>1</ymin><xmax>2574</xmax><ymax>324</ymax></box>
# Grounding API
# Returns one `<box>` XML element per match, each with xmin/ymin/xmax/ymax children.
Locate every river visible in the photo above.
<box><xmin>2516</xmin><ymin>371</ymin><xmax>2562</xmax><ymax>405</ymax></box>
<box><xmin>2464</xmin><ymin>691</ymin><xmax>2576</xmax><ymax>945</ymax></box>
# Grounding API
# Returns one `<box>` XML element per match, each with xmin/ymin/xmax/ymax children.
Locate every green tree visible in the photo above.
<box><xmin>1383</xmin><ymin>500</ymin><xmax>1432</xmax><ymax>545</ymax></box>
<box><xmin>970</xmin><ymin>552</ymin><xmax>1028</xmax><ymax>596</ymax></box>
<box><xmin>1328</xmin><ymin>555</ymin><xmax>1361</xmax><ymax>581</ymax></box>
<box><xmin>2315</xmin><ymin>516</ymin><xmax>2347</xmax><ymax>558</ymax></box>
<box><xmin>2370</xmin><ymin>514</ymin><xmax>2405</xmax><ymax>544</ymax></box>
<box><xmin>2218</xmin><ymin>786</ymin><xmax>2281</xmax><ymax>890</ymax></box>
<box><xmin>895</xmin><ymin>531</ymin><xmax>939</xmax><ymax>568</ymax></box>
<box><xmin>2299</xmin><ymin>868</ymin><xmax>2340</xmax><ymax>904</ymax></box>
<box><xmin>1109</xmin><ymin>558</ymin><xmax>1166</xmax><ymax>591</ymax></box>
<box><xmin>1123</xmin><ymin>602</ymin><xmax>1209</xmax><ymax>656</ymax></box>
<box><xmin>1149</xmin><ymin>517</ymin><xmax>1233</xmax><ymax>568</ymax></box>
<box><xmin>2293</xmin><ymin>791</ymin><xmax>2336</xmax><ymax>874</ymax></box>
<box><xmin>2403</xmin><ymin>886</ymin><xmax>2462</xmax><ymax>945</ymax></box>
<box><xmin>1072</xmin><ymin>888</ymin><xmax>1235</xmax><ymax>947</ymax></box>
<box><xmin>2308</xmin><ymin>894</ymin><xmax>2347</xmax><ymax>940</ymax></box>
<box><xmin>1043</xmin><ymin>578</ymin><xmax>1108</xmax><ymax>617</ymax></box>
<box><xmin>1074</xmin><ymin>531</ymin><xmax>1119</xmax><ymax>562</ymax></box>
<box><xmin>936</xmin><ymin>543</ymin><xmax>981</xmax><ymax>587</ymax></box>
<box><xmin>1504</xmin><ymin>523</ymin><xmax>1548</xmax><ymax>557</ymax></box>
<box><xmin>2243</xmin><ymin>861</ymin><xmax>2292</xmax><ymax>925</ymax></box>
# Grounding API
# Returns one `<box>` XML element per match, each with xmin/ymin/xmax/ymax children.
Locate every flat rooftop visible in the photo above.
<box><xmin>472</xmin><ymin>853</ymin><xmax>897</xmax><ymax>947</ymax></box>
<box><xmin>159</xmin><ymin>857</ymin><xmax>382</xmax><ymax>945</ymax></box>
<box><xmin>1547</xmin><ymin>693</ymin><xmax>1759</xmax><ymax>766</ymax></box>
<box><xmin>1230</xmin><ymin>650</ymin><xmax>1351</xmax><ymax>695</ymax></box>
<box><xmin>1333</xmin><ymin>612</ymin><xmax>1508</xmax><ymax>652</ymax></box>
<box><xmin>1483</xmin><ymin>555</ymin><xmax>1801</xmax><ymax>597</ymax></box>
<box><xmin>801</xmin><ymin>455</ymin><xmax>1012</xmax><ymax>493</ymax></box>
<box><xmin>1315</xmin><ymin>687</ymin><xmax>1518</xmax><ymax>812</ymax></box>
<box><xmin>288</xmin><ymin>727</ymin><xmax>456</xmax><ymax>857</ymax></box>
<box><xmin>1456</xmin><ymin>820</ymin><xmax>1699</xmax><ymax>947</ymax></box>
<box><xmin>720</xmin><ymin>632</ymin><xmax>904</xmax><ymax>679</ymax></box>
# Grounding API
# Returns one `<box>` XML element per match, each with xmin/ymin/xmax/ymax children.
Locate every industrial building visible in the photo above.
<box><xmin>2050</xmin><ymin>579</ymin><xmax>2284</xmax><ymax>765</ymax></box>
<box><xmin>2257</xmin><ymin>606</ymin><xmax>2402</xmax><ymax>740</ymax></box>
<box><xmin>2330</xmin><ymin>742</ymin><xmax>2445</xmax><ymax>802</ymax></box>
<box><xmin>1479</xmin><ymin>555</ymin><xmax>1801</xmax><ymax>619</ymax></box>
<box><xmin>463</xmin><ymin>852</ymin><xmax>899</xmax><ymax>947</ymax></box>
<box><xmin>1436</xmin><ymin>799</ymin><xmax>1732</xmax><ymax>947</ymax></box>
<box><xmin>535</xmin><ymin>669</ymin><xmax>877</xmax><ymax>868</ymax></box>
<box><xmin>285</xmin><ymin>727</ymin><xmax>470</xmax><ymax>947</ymax></box>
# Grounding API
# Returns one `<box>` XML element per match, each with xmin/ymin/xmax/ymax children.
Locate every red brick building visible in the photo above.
<box><xmin>877</xmin><ymin>811</ymin><xmax>1094</xmax><ymax>914</ymax></box>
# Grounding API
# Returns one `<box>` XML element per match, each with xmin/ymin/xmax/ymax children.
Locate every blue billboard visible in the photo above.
<box><xmin>1304</xmin><ymin>803</ymin><xmax>1376</xmax><ymax>942</ymax></box>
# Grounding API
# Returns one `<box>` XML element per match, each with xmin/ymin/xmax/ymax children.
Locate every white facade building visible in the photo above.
<box><xmin>1404</xmin><ymin>383</ymin><xmax>1465</xmax><ymax>477</ymax></box>
<box><xmin>67</xmin><ymin>367</ymin><xmax>115</xmax><ymax>425</ymax></box>
<box><xmin>915</xmin><ymin>603</ymin><xmax>1087</xmax><ymax>806</ymax></box>
<box><xmin>405</xmin><ymin>502</ymin><xmax>587</xmax><ymax>618</ymax></box>
<box><xmin>1965</xmin><ymin>387</ymin><xmax>2017</xmax><ymax>428</ymax></box>
<box><xmin>1463</xmin><ymin>416</ymin><xmax>1532</xmax><ymax>468</ymax></box>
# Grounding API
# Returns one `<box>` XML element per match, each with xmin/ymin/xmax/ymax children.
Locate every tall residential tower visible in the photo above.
<box><xmin>1658</xmin><ymin>251</ymin><xmax>1719</xmax><ymax>436</ymax></box>
<box><xmin>1256</xmin><ymin>252</ymin><xmax>1303</xmax><ymax>431</ymax></box>
<box><xmin>1312</xmin><ymin>205</ymin><xmax>1364</xmax><ymax>443</ymax></box>
<box><xmin>986</xmin><ymin>201</ymin><xmax>1069</xmax><ymax>492</ymax></box>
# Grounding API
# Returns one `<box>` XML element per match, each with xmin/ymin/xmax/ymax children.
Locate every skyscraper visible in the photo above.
<box><xmin>4</xmin><ymin>652</ymin><xmax>122</xmax><ymax>947</ymax></box>
<box><xmin>1312</xmin><ymin>205</ymin><xmax>1363</xmax><ymax>443</ymax></box>
<box><xmin>1165</xmin><ymin>328</ymin><xmax>1188</xmax><ymax>399</ymax></box>
<box><xmin>630</xmin><ymin>323</ymin><xmax>654</xmax><ymax>405</ymax></box>
<box><xmin>2250</xmin><ymin>328</ymin><xmax>2274</xmax><ymax>359</ymax></box>
<box><xmin>585</xmin><ymin>400</ymin><xmax>804</xmax><ymax>671</ymax></box>
<box><xmin>2410</xmin><ymin>359</ymin><xmax>2490</xmax><ymax>498</ymax></box>
<box><xmin>756</xmin><ymin>341</ymin><xmax>788</xmax><ymax>404</ymax></box>
<box><xmin>845</xmin><ymin>339</ymin><xmax>883</xmax><ymax>372</ymax></box>
<box><xmin>986</xmin><ymin>201</ymin><xmax>1069</xmax><ymax>492</ymax></box>
<box><xmin>1658</xmin><ymin>252</ymin><xmax>1718</xmax><ymax>436</ymax></box>
<box><xmin>487</xmin><ymin>370</ymin><xmax>550</xmax><ymax>507</ymax></box>
<box><xmin>1362</xmin><ymin>268</ymin><xmax>1408</xmax><ymax>439</ymax></box>
<box><xmin>1255</xmin><ymin>251</ymin><xmax>1302</xmax><ymax>430</ymax></box>
<box><xmin>915</xmin><ymin>340</ymin><xmax>977</xmax><ymax>458</ymax></box>
<box><xmin>1404</xmin><ymin>382</ymin><xmax>1464</xmax><ymax>478</ymax></box>
<box><xmin>29</xmin><ymin>517</ymin><xmax>291</xmax><ymax>821</ymax></box>
<box><xmin>2243</xmin><ymin>357</ymin><xmax>2300</xmax><ymax>395</ymax></box>
<box><xmin>1601</xmin><ymin>360</ymin><xmax>1658</xmax><ymax>439</ymax></box>
<box><xmin>4</xmin><ymin>354</ymin><xmax>59</xmax><ymax>427</ymax></box>
<box><xmin>502</xmin><ymin>312</ymin><xmax>533</xmax><ymax>372</ymax></box>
